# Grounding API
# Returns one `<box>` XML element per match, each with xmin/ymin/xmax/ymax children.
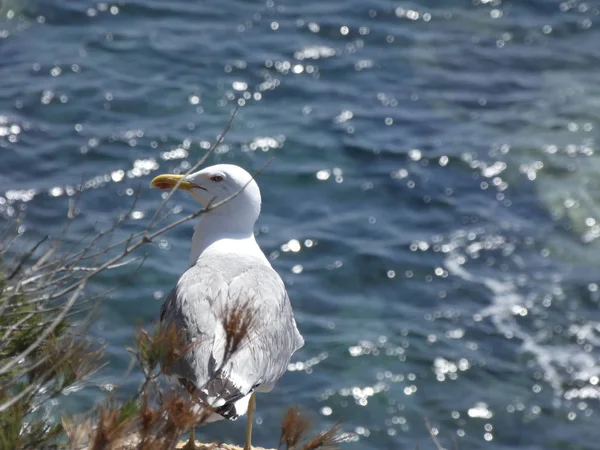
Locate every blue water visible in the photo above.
<box><xmin>2</xmin><ymin>0</ymin><xmax>600</xmax><ymax>448</ymax></box>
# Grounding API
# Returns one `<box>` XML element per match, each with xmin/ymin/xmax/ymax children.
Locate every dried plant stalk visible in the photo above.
<box><xmin>220</xmin><ymin>298</ymin><xmax>257</xmax><ymax>365</ymax></box>
<box><xmin>302</xmin><ymin>424</ymin><xmax>344</xmax><ymax>450</ymax></box>
<box><xmin>279</xmin><ymin>406</ymin><xmax>312</xmax><ymax>449</ymax></box>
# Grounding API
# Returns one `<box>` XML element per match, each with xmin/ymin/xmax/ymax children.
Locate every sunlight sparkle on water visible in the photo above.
<box><xmin>294</xmin><ymin>46</ymin><xmax>335</xmax><ymax>60</ymax></box>
<box><xmin>281</xmin><ymin>239</ymin><xmax>301</xmax><ymax>253</ymax></box>
<box><xmin>468</xmin><ymin>402</ymin><xmax>493</xmax><ymax>419</ymax></box>
<box><xmin>242</xmin><ymin>135</ymin><xmax>283</xmax><ymax>152</ymax></box>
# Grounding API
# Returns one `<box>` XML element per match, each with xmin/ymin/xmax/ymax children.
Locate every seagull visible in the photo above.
<box><xmin>150</xmin><ymin>164</ymin><xmax>304</xmax><ymax>450</ymax></box>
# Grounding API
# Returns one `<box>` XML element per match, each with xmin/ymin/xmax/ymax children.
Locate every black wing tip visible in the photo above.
<box><xmin>214</xmin><ymin>402</ymin><xmax>241</xmax><ymax>420</ymax></box>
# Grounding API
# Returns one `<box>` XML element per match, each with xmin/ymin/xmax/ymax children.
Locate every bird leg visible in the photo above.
<box><xmin>243</xmin><ymin>393</ymin><xmax>256</xmax><ymax>450</ymax></box>
<box><xmin>181</xmin><ymin>427</ymin><xmax>196</xmax><ymax>450</ymax></box>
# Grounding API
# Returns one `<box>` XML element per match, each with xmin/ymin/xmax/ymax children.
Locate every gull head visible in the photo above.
<box><xmin>151</xmin><ymin>164</ymin><xmax>262</xmax><ymax>223</ymax></box>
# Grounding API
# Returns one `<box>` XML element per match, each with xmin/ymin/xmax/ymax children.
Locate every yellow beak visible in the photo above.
<box><xmin>150</xmin><ymin>174</ymin><xmax>197</xmax><ymax>191</ymax></box>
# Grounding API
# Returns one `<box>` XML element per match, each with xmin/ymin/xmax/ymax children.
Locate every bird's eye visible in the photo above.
<box><xmin>210</xmin><ymin>175</ymin><xmax>224</xmax><ymax>182</ymax></box>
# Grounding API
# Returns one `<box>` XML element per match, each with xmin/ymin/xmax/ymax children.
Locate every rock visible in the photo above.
<box><xmin>174</xmin><ymin>441</ymin><xmax>273</xmax><ymax>450</ymax></box>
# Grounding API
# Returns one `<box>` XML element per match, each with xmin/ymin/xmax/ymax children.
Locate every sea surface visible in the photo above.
<box><xmin>2</xmin><ymin>0</ymin><xmax>600</xmax><ymax>448</ymax></box>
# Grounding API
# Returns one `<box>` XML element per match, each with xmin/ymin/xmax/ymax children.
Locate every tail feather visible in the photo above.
<box><xmin>178</xmin><ymin>373</ymin><xmax>254</xmax><ymax>421</ymax></box>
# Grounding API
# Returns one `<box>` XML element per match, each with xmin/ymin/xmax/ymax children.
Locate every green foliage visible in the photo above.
<box><xmin>0</xmin><ymin>287</ymin><xmax>39</xmax><ymax>362</ymax></box>
<box><xmin>0</xmin><ymin>388</ymin><xmax>24</xmax><ymax>450</ymax></box>
<box><xmin>132</xmin><ymin>325</ymin><xmax>189</xmax><ymax>378</ymax></box>
<box><xmin>0</xmin><ymin>258</ymin><xmax>99</xmax><ymax>450</ymax></box>
<box><xmin>119</xmin><ymin>397</ymin><xmax>141</xmax><ymax>425</ymax></box>
<box><xmin>0</xmin><ymin>383</ymin><xmax>64</xmax><ymax>450</ymax></box>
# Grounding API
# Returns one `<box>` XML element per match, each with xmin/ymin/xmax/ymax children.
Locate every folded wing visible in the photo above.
<box><xmin>159</xmin><ymin>253</ymin><xmax>304</xmax><ymax>419</ymax></box>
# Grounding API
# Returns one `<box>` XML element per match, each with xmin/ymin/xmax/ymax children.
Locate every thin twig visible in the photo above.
<box><xmin>424</xmin><ymin>417</ymin><xmax>444</xmax><ymax>450</ymax></box>
<box><xmin>6</xmin><ymin>235</ymin><xmax>49</xmax><ymax>281</ymax></box>
<box><xmin>0</xmin><ymin>283</ymin><xmax>86</xmax><ymax>380</ymax></box>
<box><xmin>147</xmin><ymin>105</ymin><xmax>239</xmax><ymax>232</ymax></box>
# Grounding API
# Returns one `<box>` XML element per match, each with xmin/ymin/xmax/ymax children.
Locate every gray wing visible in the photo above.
<box><xmin>159</xmin><ymin>253</ymin><xmax>304</xmax><ymax>409</ymax></box>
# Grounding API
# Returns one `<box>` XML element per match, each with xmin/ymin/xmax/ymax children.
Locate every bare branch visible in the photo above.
<box><xmin>147</xmin><ymin>105</ymin><xmax>239</xmax><ymax>232</ymax></box>
<box><xmin>6</xmin><ymin>235</ymin><xmax>49</xmax><ymax>281</ymax></box>
<box><xmin>424</xmin><ymin>417</ymin><xmax>444</xmax><ymax>450</ymax></box>
<box><xmin>0</xmin><ymin>283</ymin><xmax>86</xmax><ymax>382</ymax></box>
<box><xmin>0</xmin><ymin>311</ymin><xmax>36</xmax><ymax>346</ymax></box>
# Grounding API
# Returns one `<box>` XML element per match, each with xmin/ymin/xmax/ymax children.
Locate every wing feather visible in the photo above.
<box><xmin>159</xmin><ymin>253</ymin><xmax>303</xmax><ymax>412</ymax></box>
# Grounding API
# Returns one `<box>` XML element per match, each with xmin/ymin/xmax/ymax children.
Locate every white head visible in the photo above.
<box><xmin>150</xmin><ymin>164</ymin><xmax>261</xmax><ymax>232</ymax></box>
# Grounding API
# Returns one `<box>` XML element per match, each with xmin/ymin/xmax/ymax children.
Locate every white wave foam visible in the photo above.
<box><xmin>445</xmin><ymin>253</ymin><xmax>600</xmax><ymax>399</ymax></box>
